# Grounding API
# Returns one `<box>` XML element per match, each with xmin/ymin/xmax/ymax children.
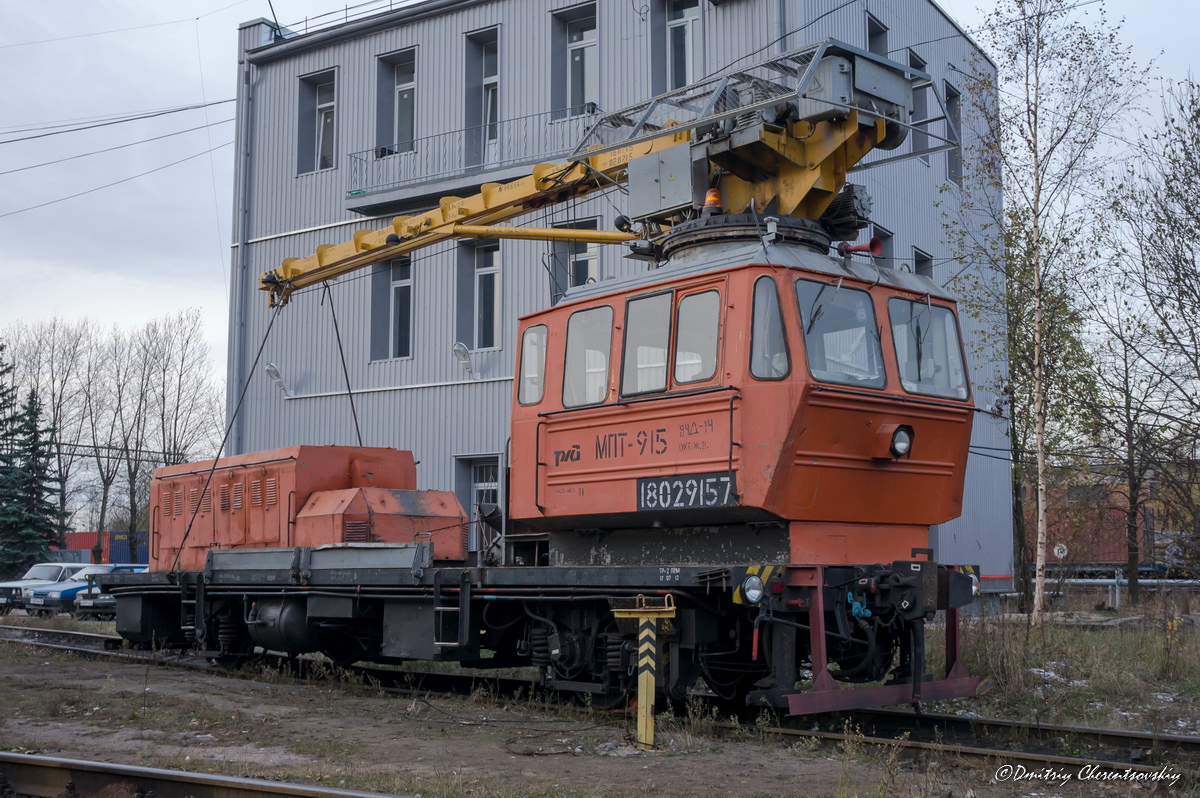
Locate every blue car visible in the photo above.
<box><xmin>24</xmin><ymin>564</ymin><xmax>143</xmax><ymax>617</ymax></box>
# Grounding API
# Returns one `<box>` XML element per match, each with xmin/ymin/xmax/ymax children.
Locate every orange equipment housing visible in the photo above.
<box><xmin>510</xmin><ymin>248</ymin><xmax>974</xmax><ymax>566</ymax></box>
<box><xmin>150</xmin><ymin>445</ymin><xmax>468</xmax><ymax>570</ymax></box>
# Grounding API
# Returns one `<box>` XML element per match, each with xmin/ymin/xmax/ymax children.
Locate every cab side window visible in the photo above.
<box><xmin>518</xmin><ymin>324</ymin><xmax>548</xmax><ymax>405</ymax></box>
<box><xmin>674</xmin><ymin>290</ymin><xmax>720</xmax><ymax>384</ymax></box>
<box><xmin>750</xmin><ymin>276</ymin><xmax>789</xmax><ymax>379</ymax></box>
<box><xmin>563</xmin><ymin>306</ymin><xmax>613</xmax><ymax>407</ymax></box>
<box><xmin>621</xmin><ymin>292</ymin><xmax>671</xmax><ymax>395</ymax></box>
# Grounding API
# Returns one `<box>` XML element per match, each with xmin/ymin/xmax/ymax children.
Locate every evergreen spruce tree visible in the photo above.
<box><xmin>0</xmin><ymin>344</ymin><xmax>25</xmax><ymax>577</ymax></box>
<box><xmin>0</xmin><ymin>380</ymin><xmax>67</xmax><ymax>576</ymax></box>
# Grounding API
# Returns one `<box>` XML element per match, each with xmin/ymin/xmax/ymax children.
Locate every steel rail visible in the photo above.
<box><xmin>0</xmin><ymin>752</ymin><xmax>410</xmax><ymax>798</ymax></box>
<box><xmin>729</xmin><ymin>723</ymin><xmax>1186</xmax><ymax>774</ymax></box>
<box><xmin>851</xmin><ymin>707</ymin><xmax>1200</xmax><ymax>756</ymax></box>
<box><xmin>5</xmin><ymin>624</ymin><xmax>1197</xmax><ymax>768</ymax></box>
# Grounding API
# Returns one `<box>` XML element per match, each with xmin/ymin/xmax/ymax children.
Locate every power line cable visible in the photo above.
<box><xmin>0</xmin><ymin>118</ymin><xmax>233</xmax><ymax>176</ymax></box>
<box><xmin>0</xmin><ymin>141</ymin><xmax>233</xmax><ymax>220</ymax></box>
<box><xmin>193</xmin><ymin>20</ymin><xmax>231</xmax><ymax>298</ymax></box>
<box><xmin>0</xmin><ymin>0</ymin><xmax>254</xmax><ymax>50</ymax></box>
<box><xmin>0</xmin><ymin>100</ymin><xmax>234</xmax><ymax>144</ymax></box>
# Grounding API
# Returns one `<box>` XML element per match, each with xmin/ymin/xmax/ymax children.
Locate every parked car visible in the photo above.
<box><xmin>0</xmin><ymin>562</ymin><xmax>89</xmax><ymax>615</ymax></box>
<box><xmin>73</xmin><ymin>566</ymin><xmax>147</xmax><ymax>620</ymax></box>
<box><xmin>23</xmin><ymin>564</ymin><xmax>140</xmax><ymax>617</ymax></box>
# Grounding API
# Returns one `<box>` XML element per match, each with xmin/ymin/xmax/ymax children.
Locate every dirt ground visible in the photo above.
<box><xmin>0</xmin><ymin>642</ymin><xmax>1185</xmax><ymax>798</ymax></box>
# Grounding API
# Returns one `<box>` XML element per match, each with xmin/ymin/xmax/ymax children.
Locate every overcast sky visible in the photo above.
<box><xmin>1</xmin><ymin>0</ymin><xmax>1195</xmax><ymax>386</ymax></box>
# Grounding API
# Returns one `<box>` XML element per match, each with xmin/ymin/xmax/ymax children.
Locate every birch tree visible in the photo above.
<box><xmin>957</xmin><ymin>0</ymin><xmax>1144</xmax><ymax>623</ymax></box>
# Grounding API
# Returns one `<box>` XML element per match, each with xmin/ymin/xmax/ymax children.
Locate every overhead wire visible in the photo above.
<box><xmin>0</xmin><ymin>100</ymin><xmax>235</xmax><ymax>144</ymax></box>
<box><xmin>193</xmin><ymin>20</ymin><xmax>231</xmax><ymax>297</ymax></box>
<box><xmin>0</xmin><ymin>141</ymin><xmax>233</xmax><ymax>219</ymax></box>
<box><xmin>0</xmin><ymin>118</ymin><xmax>233</xmax><ymax>176</ymax></box>
<box><xmin>0</xmin><ymin>0</ymin><xmax>255</xmax><ymax>50</ymax></box>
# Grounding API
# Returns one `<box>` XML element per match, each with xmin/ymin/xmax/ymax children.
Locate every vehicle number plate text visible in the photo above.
<box><xmin>79</xmin><ymin>599</ymin><xmax>94</xmax><ymax>607</ymax></box>
<box><xmin>28</xmin><ymin>598</ymin><xmax>44</xmax><ymax>605</ymax></box>
<box><xmin>636</xmin><ymin>472</ymin><xmax>736</xmax><ymax>511</ymax></box>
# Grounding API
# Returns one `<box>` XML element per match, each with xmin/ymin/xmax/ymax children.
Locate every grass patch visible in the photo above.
<box><xmin>945</xmin><ymin>595</ymin><xmax>1200</xmax><ymax>732</ymax></box>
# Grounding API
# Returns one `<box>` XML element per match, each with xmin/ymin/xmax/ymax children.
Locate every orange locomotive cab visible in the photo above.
<box><xmin>510</xmin><ymin>226</ymin><xmax>974</xmax><ymax>568</ymax></box>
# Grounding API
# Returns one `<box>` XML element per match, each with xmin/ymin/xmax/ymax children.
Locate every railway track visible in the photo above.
<box><xmin>0</xmin><ymin>752</ymin><xmax>409</xmax><ymax>798</ymax></box>
<box><xmin>3</xmin><ymin>622</ymin><xmax>1196</xmax><ymax>781</ymax></box>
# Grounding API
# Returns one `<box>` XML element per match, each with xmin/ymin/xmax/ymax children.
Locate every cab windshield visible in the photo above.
<box><xmin>795</xmin><ymin>279</ymin><xmax>886</xmax><ymax>388</ymax></box>
<box><xmin>888</xmin><ymin>298</ymin><xmax>969</xmax><ymax>400</ymax></box>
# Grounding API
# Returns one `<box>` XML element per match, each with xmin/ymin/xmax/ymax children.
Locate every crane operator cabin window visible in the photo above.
<box><xmin>563</xmin><ymin>306</ymin><xmax>612</xmax><ymax>407</ymax></box>
<box><xmin>674</xmin><ymin>290</ymin><xmax>720</xmax><ymax>384</ymax></box>
<box><xmin>795</xmin><ymin>279</ymin><xmax>886</xmax><ymax>388</ymax></box>
<box><xmin>622</xmin><ymin>292</ymin><xmax>671</xmax><ymax>395</ymax></box>
<box><xmin>889</xmin><ymin>298</ymin><xmax>969</xmax><ymax>399</ymax></box>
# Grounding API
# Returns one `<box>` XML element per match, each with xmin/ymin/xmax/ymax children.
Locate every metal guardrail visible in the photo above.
<box><xmin>347</xmin><ymin>107</ymin><xmax>601</xmax><ymax>200</ymax></box>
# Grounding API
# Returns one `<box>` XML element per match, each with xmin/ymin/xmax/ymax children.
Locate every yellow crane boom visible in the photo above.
<box><xmin>262</xmin><ymin>40</ymin><xmax>947</xmax><ymax>307</ymax></box>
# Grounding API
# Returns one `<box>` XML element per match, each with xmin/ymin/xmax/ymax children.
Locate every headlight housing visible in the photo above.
<box><xmin>741</xmin><ymin>574</ymin><xmax>765</xmax><ymax>605</ymax></box>
<box><xmin>48</xmin><ymin>591</ymin><xmax>60</xmax><ymax>599</ymax></box>
<box><xmin>890</xmin><ymin>426</ymin><xmax>913</xmax><ymax>457</ymax></box>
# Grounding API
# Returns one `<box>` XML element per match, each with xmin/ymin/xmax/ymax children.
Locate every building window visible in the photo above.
<box><xmin>395</xmin><ymin>52</ymin><xmax>416</xmax><ymax>152</ymax></box>
<box><xmin>298</xmin><ymin>70</ymin><xmax>336</xmax><ymax>173</ymax></box>
<box><xmin>667</xmin><ymin>0</ymin><xmax>699</xmax><ymax>90</ymax></box>
<box><xmin>909</xmin><ymin>50</ymin><xmax>929</xmax><ymax>163</ymax></box>
<box><xmin>945</xmin><ymin>81</ymin><xmax>962</xmax><ymax>185</ymax></box>
<box><xmin>482</xmin><ymin>41</ymin><xmax>499</xmax><ymax>145</ymax></box>
<box><xmin>567</xmin><ymin>15</ymin><xmax>597</xmax><ymax>115</ymax></box>
<box><xmin>551</xmin><ymin>219</ymin><xmax>599</xmax><ymax>297</ymax></box>
<box><xmin>465</xmin><ymin>30</ymin><xmax>499</xmax><ymax>166</ymax></box>
<box><xmin>457</xmin><ymin>456</ymin><xmax>501</xmax><ymax>551</ymax></box>
<box><xmin>474</xmin><ymin>244</ymin><xmax>501</xmax><ymax>350</ymax></box>
<box><xmin>376</xmin><ymin>48</ymin><xmax>417</xmax><ymax>157</ymax></box>
<box><xmin>390</xmin><ymin>258</ymin><xmax>412</xmax><ymax>358</ymax></box>
<box><xmin>913</xmin><ymin>248</ymin><xmax>933</xmax><ymax>279</ymax></box>
<box><xmin>872</xmin><ymin>224</ymin><xmax>894</xmax><ymax>270</ymax></box>
<box><xmin>867</xmin><ymin>14</ymin><xmax>888</xmax><ymax>56</ymax></box>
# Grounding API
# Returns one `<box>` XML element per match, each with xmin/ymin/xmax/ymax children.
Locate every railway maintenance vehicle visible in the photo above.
<box><xmin>104</xmin><ymin>39</ymin><xmax>987</xmax><ymax>717</ymax></box>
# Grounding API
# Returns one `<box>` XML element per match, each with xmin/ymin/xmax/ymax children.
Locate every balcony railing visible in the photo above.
<box><xmin>347</xmin><ymin>107</ymin><xmax>602</xmax><ymax>202</ymax></box>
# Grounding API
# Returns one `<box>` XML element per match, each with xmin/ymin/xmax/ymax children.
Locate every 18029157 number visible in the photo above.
<box><xmin>636</xmin><ymin>472</ymin><xmax>736</xmax><ymax>511</ymax></box>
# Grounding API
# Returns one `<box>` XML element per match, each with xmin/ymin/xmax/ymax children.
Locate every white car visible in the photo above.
<box><xmin>0</xmin><ymin>563</ymin><xmax>89</xmax><ymax>615</ymax></box>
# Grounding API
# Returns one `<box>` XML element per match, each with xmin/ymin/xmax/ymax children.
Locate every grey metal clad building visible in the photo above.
<box><xmin>227</xmin><ymin>0</ymin><xmax>1013</xmax><ymax>584</ymax></box>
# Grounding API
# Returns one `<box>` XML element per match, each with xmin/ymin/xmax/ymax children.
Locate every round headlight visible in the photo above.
<box><xmin>48</xmin><ymin>591</ymin><xmax>60</xmax><ymax>599</ymax></box>
<box><xmin>742</xmin><ymin>575</ymin><xmax>765</xmax><ymax>605</ymax></box>
<box><xmin>890</xmin><ymin>427</ymin><xmax>913</xmax><ymax>457</ymax></box>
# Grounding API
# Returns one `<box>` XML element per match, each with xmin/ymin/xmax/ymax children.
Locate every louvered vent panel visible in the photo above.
<box><xmin>219</xmin><ymin>484</ymin><xmax>230</xmax><ymax>511</ymax></box>
<box><xmin>251</xmin><ymin>480</ymin><xmax>262</xmax><ymax>507</ymax></box>
<box><xmin>188</xmin><ymin>489</ymin><xmax>199</xmax><ymax>513</ymax></box>
<box><xmin>200</xmin><ymin>487</ymin><xmax>212</xmax><ymax>514</ymax></box>
<box><xmin>162</xmin><ymin>491</ymin><xmax>172</xmax><ymax>516</ymax></box>
<box><xmin>173</xmin><ymin>492</ymin><xmax>183</xmax><ymax>516</ymax></box>
<box><xmin>265</xmin><ymin>477</ymin><xmax>278</xmax><ymax>505</ymax></box>
<box><xmin>232</xmin><ymin>483</ymin><xmax>243</xmax><ymax>509</ymax></box>
<box><xmin>343</xmin><ymin>520</ymin><xmax>371</xmax><ymax>542</ymax></box>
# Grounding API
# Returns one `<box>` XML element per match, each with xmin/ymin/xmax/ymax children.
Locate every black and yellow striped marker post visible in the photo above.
<box><xmin>612</xmin><ymin>594</ymin><xmax>676</xmax><ymax>750</ymax></box>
